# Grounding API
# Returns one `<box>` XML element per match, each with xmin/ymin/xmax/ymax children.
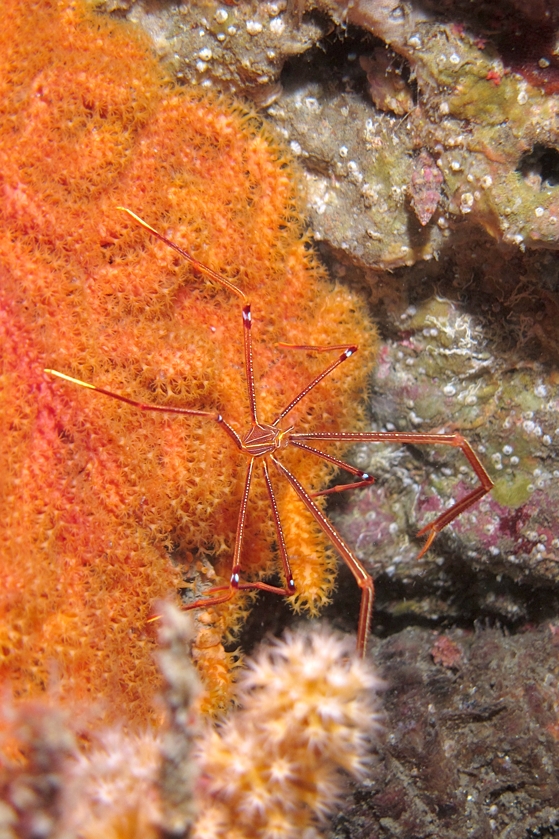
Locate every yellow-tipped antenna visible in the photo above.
<box><xmin>117</xmin><ymin>206</ymin><xmax>246</xmax><ymax>302</ymax></box>
<box><xmin>116</xmin><ymin>206</ymin><xmax>161</xmax><ymax>238</ymax></box>
<box><xmin>44</xmin><ymin>369</ymin><xmax>96</xmax><ymax>390</ymax></box>
<box><xmin>44</xmin><ymin>367</ymin><xmax>217</xmax><ymax>418</ymax></box>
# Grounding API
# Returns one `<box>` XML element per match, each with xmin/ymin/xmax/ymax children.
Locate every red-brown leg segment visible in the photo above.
<box><xmin>229</xmin><ymin>457</ymin><xmax>255</xmax><ymax>590</ymax></box>
<box><xmin>181</xmin><ymin>456</ymin><xmax>296</xmax><ymax>611</ymax></box>
<box><xmin>290</xmin><ymin>430</ymin><xmax>493</xmax><ymax>557</ymax></box>
<box><xmin>270</xmin><ymin>453</ymin><xmax>375</xmax><ymax>656</ymax></box>
<box><xmin>262</xmin><ymin>459</ymin><xmax>296</xmax><ymax>595</ymax></box>
<box><xmin>117</xmin><ymin>207</ymin><xmax>247</xmax><ymax>301</ymax></box>
<box><xmin>272</xmin><ymin>343</ymin><xmax>358</xmax><ymax>427</ymax></box>
<box><xmin>289</xmin><ymin>438</ymin><xmax>376</xmax><ymax>496</ymax></box>
<box><xmin>44</xmin><ymin>369</ymin><xmax>218</xmax><ymax>420</ymax></box>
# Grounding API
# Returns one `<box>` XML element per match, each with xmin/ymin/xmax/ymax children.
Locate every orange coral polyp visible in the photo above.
<box><xmin>0</xmin><ymin>0</ymin><xmax>378</xmax><ymax>723</ymax></box>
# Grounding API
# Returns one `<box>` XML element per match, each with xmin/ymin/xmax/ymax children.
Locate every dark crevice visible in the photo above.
<box><xmin>517</xmin><ymin>145</ymin><xmax>559</xmax><ymax>190</ymax></box>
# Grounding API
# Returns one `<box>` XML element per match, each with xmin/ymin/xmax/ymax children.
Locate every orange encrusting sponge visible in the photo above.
<box><xmin>0</xmin><ymin>0</ymin><xmax>378</xmax><ymax>723</ymax></box>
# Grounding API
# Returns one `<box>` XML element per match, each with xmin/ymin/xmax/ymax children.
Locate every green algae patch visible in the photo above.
<box><xmin>491</xmin><ymin>472</ymin><xmax>534</xmax><ymax>508</ymax></box>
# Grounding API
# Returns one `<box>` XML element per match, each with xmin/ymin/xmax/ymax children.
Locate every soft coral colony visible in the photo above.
<box><xmin>0</xmin><ymin>0</ymin><xmax>378</xmax><ymax>722</ymax></box>
<box><xmin>0</xmin><ymin>613</ymin><xmax>383</xmax><ymax>839</ymax></box>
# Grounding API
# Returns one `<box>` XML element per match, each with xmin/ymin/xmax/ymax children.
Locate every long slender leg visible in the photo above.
<box><xmin>45</xmin><ymin>368</ymin><xmax>266</xmax><ymax>609</ymax></box>
<box><xmin>242</xmin><ymin>305</ymin><xmax>259</xmax><ymax>425</ymax></box>
<box><xmin>291</xmin><ymin>430</ymin><xmax>493</xmax><ymax>555</ymax></box>
<box><xmin>289</xmin><ymin>438</ymin><xmax>376</xmax><ymax>496</ymax></box>
<box><xmin>45</xmin><ymin>369</ymin><xmax>215</xmax><ymax>418</ymax></box>
<box><xmin>181</xmin><ymin>458</ymin><xmax>255</xmax><ymax>610</ymax></box>
<box><xmin>229</xmin><ymin>457</ymin><xmax>255</xmax><ymax>588</ymax></box>
<box><xmin>271</xmin><ymin>454</ymin><xmax>374</xmax><ymax>656</ymax></box>
<box><xmin>206</xmin><ymin>463</ymin><xmax>296</xmax><ymax>599</ymax></box>
<box><xmin>44</xmin><ymin>368</ymin><xmax>244</xmax><ymax>448</ymax></box>
<box><xmin>117</xmin><ymin>207</ymin><xmax>246</xmax><ymax>301</ymax></box>
<box><xmin>272</xmin><ymin>343</ymin><xmax>358</xmax><ymax>426</ymax></box>
<box><xmin>183</xmin><ymin>457</ymin><xmax>296</xmax><ymax>609</ymax></box>
<box><xmin>261</xmin><ymin>459</ymin><xmax>296</xmax><ymax>595</ymax></box>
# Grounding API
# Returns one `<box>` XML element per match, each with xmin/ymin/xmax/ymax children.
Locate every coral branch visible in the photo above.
<box><xmin>192</xmin><ymin>627</ymin><xmax>383</xmax><ymax>838</ymax></box>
